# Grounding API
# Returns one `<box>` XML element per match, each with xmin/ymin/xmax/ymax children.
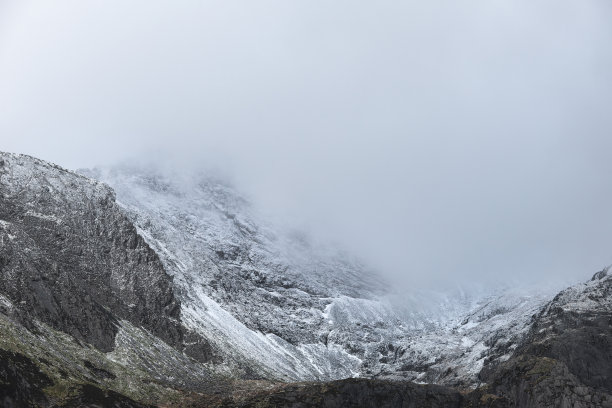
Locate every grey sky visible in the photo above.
<box><xmin>1</xmin><ymin>1</ymin><xmax>612</xmax><ymax>289</ymax></box>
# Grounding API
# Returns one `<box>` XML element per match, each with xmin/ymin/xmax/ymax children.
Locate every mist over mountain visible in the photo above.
<box><xmin>2</xmin><ymin>1</ymin><xmax>612</xmax><ymax>290</ymax></box>
<box><xmin>1</xmin><ymin>1</ymin><xmax>612</xmax><ymax>406</ymax></box>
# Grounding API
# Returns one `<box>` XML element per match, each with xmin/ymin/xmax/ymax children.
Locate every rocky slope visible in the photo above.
<box><xmin>0</xmin><ymin>153</ymin><xmax>220</xmax><ymax>406</ymax></box>
<box><xmin>214</xmin><ymin>270</ymin><xmax>612</xmax><ymax>408</ymax></box>
<box><xmin>473</xmin><ymin>268</ymin><xmax>612</xmax><ymax>408</ymax></box>
<box><xmin>0</xmin><ymin>152</ymin><xmax>610</xmax><ymax>407</ymax></box>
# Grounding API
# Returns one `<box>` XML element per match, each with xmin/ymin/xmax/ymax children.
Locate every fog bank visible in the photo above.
<box><xmin>1</xmin><ymin>1</ymin><xmax>612</xmax><ymax>288</ymax></box>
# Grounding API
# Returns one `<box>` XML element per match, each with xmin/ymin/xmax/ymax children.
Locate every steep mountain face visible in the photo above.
<box><xmin>0</xmin><ymin>153</ymin><xmax>212</xmax><ymax>406</ymax></box>
<box><xmin>0</xmin><ymin>152</ymin><xmax>610</xmax><ymax>407</ymax></box>
<box><xmin>81</xmin><ymin>165</ymin><xmax>390</xmax><ymax>380</ymax></box>
<box><xmin>82</xmin><ymin>164</ymin><xmax>553</xmax><ymax>385</ymax></box>
<box><xmin>477</xmin><ymin>269</ymin><xmax>612</xmax><ymax>408</ymax></box>
<box><xmin>0</xmin><ymin>153</ymin><xmax>181</xmax><ymax>351</ymax></box>
<box><xmin>527</xmin><ymin>268</ymin><xmax>612</xmax><ymax>393</ymax></box>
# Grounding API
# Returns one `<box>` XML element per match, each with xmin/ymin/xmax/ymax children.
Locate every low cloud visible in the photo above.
<box><xmin>1</xmin><ymin>0</ymin><xmax>612</xmax><ymax>289</ymax></box>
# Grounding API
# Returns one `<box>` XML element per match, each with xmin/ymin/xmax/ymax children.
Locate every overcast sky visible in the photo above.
<box><xmin>1</xmin><ymin>1</ymin><xmax>612</xmax><ymax>289</ymax></box>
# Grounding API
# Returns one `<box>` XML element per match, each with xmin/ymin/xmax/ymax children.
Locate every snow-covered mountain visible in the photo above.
<box><xmin>80</xmin><ymin>163</ymin><xmax>556</xmax><ymax>386</ymax></box>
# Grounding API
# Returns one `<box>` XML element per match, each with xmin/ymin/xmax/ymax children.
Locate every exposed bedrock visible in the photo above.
<box><xmin>0</xmin><ymin>152</ymin><xmax>182</xmax><ymax>352</ymax></box>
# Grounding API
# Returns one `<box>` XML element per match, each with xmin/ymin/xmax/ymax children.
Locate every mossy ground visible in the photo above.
<box><xmin>0</xmin><ymin>313</ymin><xmax>195</xmax><ymax>406</ymax></box>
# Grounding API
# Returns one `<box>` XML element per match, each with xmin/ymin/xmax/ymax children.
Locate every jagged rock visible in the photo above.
<box><xmin>0</xmin><ymin>152</ymin><xmax>182</xmax><ymax>352</ymax></box>
<box><xmin>525</xmin><ymin>272</ymin><xmax>612</xmax><ymax>393</ymax></box>
<box><xmin>592</xmin><ymin>267</ymin><xmax>609</xmax><ymax>281</ymax></box>
<box><xmin>483</xmin><ymin>355</ymin><xmax>612</xmax><ymax>408</ymax></box>
<box><xmin>477</xmin><ymin>272</ymin><xmax>612</xmax><ymax>407</ymax></box>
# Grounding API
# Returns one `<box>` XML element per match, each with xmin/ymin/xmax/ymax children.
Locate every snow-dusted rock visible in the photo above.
<box><xmin>83</xmin><ymin>164</ymin><xmax>556</xmax><ymax>385</ymax></box>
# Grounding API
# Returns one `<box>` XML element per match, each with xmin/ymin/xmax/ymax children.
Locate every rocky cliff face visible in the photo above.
<box><xmin>479</xmin><ymin>269</ymin><xmax>612</xmax><ymax>407</ymax></box>
<box><xmin>0</xmin><ymin>153</ymin><xmax>182</xmax><ymax>352</ymax></box>
<box><xmin>528</xmin><ymin>268</ymin><xmax>612</xmax><ymax>393</ymax></box>
<box><xmin>0</xmin><ymin>153</ymin><xmax>214</xmax><ymax>406</ymax></box>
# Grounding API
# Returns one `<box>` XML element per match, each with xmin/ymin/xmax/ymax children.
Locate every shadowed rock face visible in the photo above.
<box><xmin>223</xmin><ymin>379</ymin><xmax>465</xmax><ymax>408</ymax></box>
<box><xmin>476</xmin><ymin>270</ymin><xmax>612</xmax><ymax>408</ymax></box>
<box><xmin>0</xmin><ymin>349</ymin><xmax>52</xmax><ymax>408</ymax></box>
<box><xmin>0</xmin><ymin>349</ymin><xmax>148</xmax><ymax>408</ymax></box>
<box><xmin>525</xmin><ymin>270</ymin><xmax>612</xmax><ymax>394</ymax></box>
<box><xmin>0</xmin><ymin>153</ymin><xmax>182</xmax><ymax>352</ymax></box>
<box><xmin>61</xmin><ymin>384</ymin><xmax>151</xmax><ymax>408</ymax></box>
<box><xmin>483</xmin><ymin>355</ymin><xmax>612</xmax><ymax>408</ymax></box>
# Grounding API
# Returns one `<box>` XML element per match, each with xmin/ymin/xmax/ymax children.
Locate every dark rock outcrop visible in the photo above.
<box><xmin>0</xmin><ymin>152</ymin><xmax>182</xmax><ymax>352</ymax></box>
<box><xmin>62</xmin><ymin>384</ymin><xmax>151</xmax><ymax>408</ymax></box>
<box><xmin>220</xmin><ymin>378</ymin><xmax>465</xmax><ymax>408</ymax></box>
<box><xmin>482</xmin><ymin>355</ymin><xmax>612</xmax><ymax>408</ymax></box>
<box><xmin>0</xmin><ymin>349</ymin><xmax>52</xmax><ymax>408</ymax></box>
<box><xmin>476</xmin><ymin>271</ymin><xmax>612</xmax><ymax>407</ymax></box>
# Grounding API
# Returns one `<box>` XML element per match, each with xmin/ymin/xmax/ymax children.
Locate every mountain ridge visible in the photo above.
<box><xmin>0</xmin><ymin>151</ymin><xmax>610</xmax><ymax>407</ymax></box>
